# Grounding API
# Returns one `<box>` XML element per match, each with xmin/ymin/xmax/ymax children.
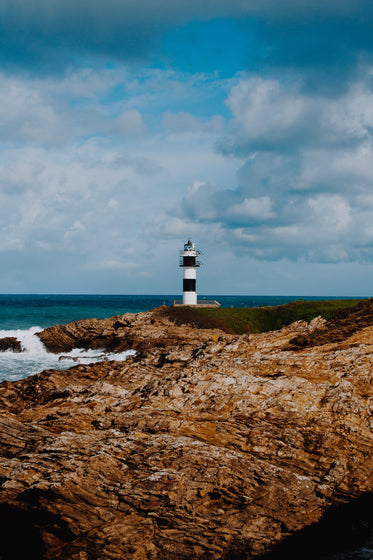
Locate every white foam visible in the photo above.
<box><xmin>0</xmin><ymin>326</ymin><xmax>45</xmax><ymax>355</ymax></box>
<box><xmin>0</xmin><ymin>327</ymin><xmax>136</xmax><ymax>382</ymax></box>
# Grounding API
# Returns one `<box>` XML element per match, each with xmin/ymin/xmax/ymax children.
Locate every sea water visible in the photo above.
<box><xmin>0</xmin><ymin>294</ymin><xmax>359</xmax><ymax>382</ymax></box>
<box><xmin>0</xmin><ymin>325</ymin><xmax>136</xmax><ymax>382</ymax></box>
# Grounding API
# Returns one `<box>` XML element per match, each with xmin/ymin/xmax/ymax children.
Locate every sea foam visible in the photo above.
<box><xmin>0</xmin><ymin>327</ymin><xmax>135</xmax><ymax>383</ymax></box>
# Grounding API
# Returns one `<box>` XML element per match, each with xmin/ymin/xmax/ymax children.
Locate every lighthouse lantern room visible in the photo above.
<box><xmin>179</xmin><ymin>240</ymin><xmax>202</xmax><ymax>305</ymax></box>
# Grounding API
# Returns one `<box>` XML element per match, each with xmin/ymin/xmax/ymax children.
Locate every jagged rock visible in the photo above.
<box><xmin>287</xmin><ymin>298</ymin><xmax>373</xmax><ymax>349</ymax></box>
<box><xmin>58</xmin><ymin>355</ymin><xmax>79</xmax><ymax>362</ymax></box>
<box><xmin>0</xmin><ymin>336</ymin><xmax>22</xmax><ymax>353</ymax></box>
<box><xmin>1</xmin><ymin>305</ymin><xmax>373</xmax><ymax>559</ymax></box>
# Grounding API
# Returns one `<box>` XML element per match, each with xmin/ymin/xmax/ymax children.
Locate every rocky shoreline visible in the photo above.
<box><xmin>1</xmin><ymin>305</ymin><xmax>373</xmax><ymax>559</ymax></box>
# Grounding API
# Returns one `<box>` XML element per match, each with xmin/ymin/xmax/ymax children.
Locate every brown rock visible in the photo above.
<box><xmin>37</xmin><ymin>310</ymin><xmax>185</xmax><ymax>354</ymax></box>
<box><xmin>287</xmin><ymin>298</ymin><xmax>373</xmax><ymax>349</ymax></box>
<box><xmin>0</xmin><ymin>336</ymin><xmax>22</xmax><ymax>353</ymax></box>
<box><xmin>1</xmin><ymin>306</ymin><xmax>373</xmax><ymax>558</ymax></box>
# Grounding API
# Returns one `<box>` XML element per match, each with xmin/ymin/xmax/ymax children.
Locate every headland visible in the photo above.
<box><xmin>1</xmin><ymin>299</ymin><xmax>373</xmax><ymax>559</ymax></box>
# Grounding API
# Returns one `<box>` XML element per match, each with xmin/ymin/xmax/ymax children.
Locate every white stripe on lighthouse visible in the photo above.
<box><xmin>183</xmin><ymin>268</ymin><xmax>196</xmax><ymax>279</ymax></box>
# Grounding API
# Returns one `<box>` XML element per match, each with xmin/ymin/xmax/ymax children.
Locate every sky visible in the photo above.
<box><xmin>2</xmin><ymin>1</ymin><xmax>373</xmax><ymax>295</ymax></box>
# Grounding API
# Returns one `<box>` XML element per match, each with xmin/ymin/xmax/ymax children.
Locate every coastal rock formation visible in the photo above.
<box><xmin>287</xmin><ymin>298</ymin><xmax>373</xmax><ymax>349</ymax></box>
<box><xmin>0</xmin><ymin>336</ymin><xmax>22</xmax><ymax>353</ymax></box>
<box><xmin>1</xmin><ymin>305</ymin><xmax>373</xmax><ymax>559</ymax></box>
<box><xmin>36</xmin><ymin>310</ymin><xmax>201</xmax><ymax>355</ymax></box>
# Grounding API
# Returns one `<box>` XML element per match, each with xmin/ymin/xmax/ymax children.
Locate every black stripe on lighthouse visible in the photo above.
<box><xmin>183</xmin><ymin>279</ymin><xmax>196</xmax><ymax>292</ymax></box>
<box><xmin>182</xmin><ymin>256</ymin><xmax>196</xmax><ymax>266</ymax></box>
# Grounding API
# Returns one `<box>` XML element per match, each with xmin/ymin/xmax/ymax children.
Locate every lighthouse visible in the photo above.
<box><xmin>179</xmin><ymin>240</ymin><xmax>201</xmax><ymax>305</ymax></box>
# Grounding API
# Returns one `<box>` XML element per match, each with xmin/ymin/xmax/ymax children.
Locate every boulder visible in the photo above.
<box><xmin>0</xmin><ymin>336</ymin><xmax>22</xmax><ymax>353</ymax></box>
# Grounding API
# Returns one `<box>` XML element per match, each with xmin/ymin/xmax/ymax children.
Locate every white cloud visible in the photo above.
<box><xmin>228</xmin><ymin>196</ymin><xmax>275</xmax><ymax>220</ymax></box>
<box><xmin>162</xmin><ymin>112</ymin><xmax>224</xmax><ymax>134</ymax></box>
<box><xmin>144</xmin><ymin>71</ymin><xmax>373</xmax><ymax>266</ymax></box>
<box><xmin>0</xmin><ymin>67</ymin><xmax>232</xmax><ymax>151</ymax></box>
<box><xmin>225</xmin><ymin>77</ymin><xmax>308</xmax><ymax>148</ymax></box>
<box><xmin>219</xmin><ymin>76</ymin><xmax>373</xmax><ymax>157</ymax></box>
<box><xmin>4</xmin><ymin>64</ymin><xmax>373</xmax><ymax>277</ymax></box>
<box><xmin>0</xmin><ymin>75</ymin><xmax>67</xmax><ymax>146</ymax></box>
<box><xmin>0</xmin><ymin>74</ymin><xmax>235</xmax><ymax>288</ymax></box>
<box><xmin>308</xmin><ymin>195</ymin><xmax>351</xmax><ymax>233</ymax></box>
<box><xmin>109</xmin><ymin>109</ymin><xmax>146</xmax><ymax>138</ymax></box>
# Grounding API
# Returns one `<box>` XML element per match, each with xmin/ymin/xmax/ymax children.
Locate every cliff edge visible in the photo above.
<box><xmin>1</xmin><ymin>304</ymin><xmax>373</xmax><ymax>559</ymax></box>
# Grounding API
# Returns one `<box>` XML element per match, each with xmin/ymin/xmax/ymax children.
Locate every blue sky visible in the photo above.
<box><xmin>2</xmin><ymin>1</ymin><xmax>373</xmax><ymax>295</ymax></box>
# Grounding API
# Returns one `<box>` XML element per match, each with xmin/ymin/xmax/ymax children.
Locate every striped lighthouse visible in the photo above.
<box><xmin>179</xmin><ymin>240</ymin><xmax>202</xmax><ymax>305</ymax></box>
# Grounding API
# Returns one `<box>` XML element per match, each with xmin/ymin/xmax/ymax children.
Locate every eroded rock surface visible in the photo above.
<box><xmin>36</xmin><ymin>309</ymin><xmax>203</xmax><ymax>356</ymax></box>
<box><xmin>287</xmin><ymin>298</ymin><xmax>373</xmax><ymax>349</ymax></box>
<box><xmin>1</xmin><ymin>306</ymin><xmax>373</xmax><ymax>559</ymax></box>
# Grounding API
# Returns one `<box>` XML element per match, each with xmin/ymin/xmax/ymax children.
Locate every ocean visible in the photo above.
<box><xmin>0</xmin><ymin>294</ymin><xmax>360</xmax><ymax>383</ymax></box>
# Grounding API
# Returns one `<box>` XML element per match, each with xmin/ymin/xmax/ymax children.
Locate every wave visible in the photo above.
<box><xmin>0</xmin><ymin>327</ymin><xmax>135</xmax><ymax>383</ymax></box>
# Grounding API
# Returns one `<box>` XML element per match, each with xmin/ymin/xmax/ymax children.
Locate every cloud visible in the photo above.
<box><xmin>169</xmin><ymin>166</ymin><xmax>369</xmax><ymax>263</ymax></box>
<box><xmin>106</xmin><ymin>153</ymin><xmax>162</xmax><ymax>175</ymax></box>
<box><xmin>109</xmin><ymin>109</ymin><xmax>146</xmax><ymax>138</ymax></box>
<box><xmin>0</xmin><ymin>72</ymin><xmax>233</xmax><ymax>289</ymax></box>
<box><xmin>0</xmin><ymin>142</ymin><xmax>155</xmax><ymax>254</ymax></box>
<box><xmin>145</xmin><ymin>69</ymin><xmax>373</xmax><ymax>266</ymax></box>
<box><xmin>173</xmin><ymin>181</ymin><xmax>276</xmax><ymax>226</ymax></box>
<box><xmin>217</xmin><ymin>76</ymin><xmax>373</xmax><ymax>157</ymax></box>
<box><xmin>0</xmin><ymin>0</ymin><xmax>242</xmax><ymax>72</ymax></box>
<box><xmin>4</xmin><ymin>2</ymin><xmax>373</xmax><ymax>294</ymax></box>
<box><xmin>0</xmin><ymin>66</ymin><xmax>230</xmax><ymax>151</ymax></box>
<box><xmin>162</xmin><ymin>112</ymin><xmax>224</xmax><ymax>134</ymax></box>
<box><xmin>2</xmin><ymin>0</ymin><xmax>373</xmax><ymax>80</ymax></box>
<box><xmin>0</xmin><ymin>75</ymin><xmax>68</xmax><ymax>146</ymax></box>
<box><xmin>228</xmin><ymin>196</ymin><xmax>274</xmax><ymax>221</ymax></box>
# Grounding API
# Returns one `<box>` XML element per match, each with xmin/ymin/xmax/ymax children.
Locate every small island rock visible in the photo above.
<box><xmin>0</xmin><ymin>336</ymin><xmax>22</xmax><ymax>353</ymax></box>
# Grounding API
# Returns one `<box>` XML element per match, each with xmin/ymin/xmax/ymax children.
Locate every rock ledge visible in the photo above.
<box><xmin>1</xmin><ymin>305</ymin><xmax>373</xmax><ymax>559</ymax></box>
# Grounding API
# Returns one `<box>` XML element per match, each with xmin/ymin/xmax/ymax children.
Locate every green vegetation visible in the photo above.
<box><xmin>163</xmin><ymin>299</ymin><xmax>364</xmax><ymax>334</ymax></box>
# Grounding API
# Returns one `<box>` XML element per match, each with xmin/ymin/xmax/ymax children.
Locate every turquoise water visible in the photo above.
<box><xmin>0</xmin><ymin>294</ymin><xmax>360</xmax><ymax>382</ymax></box>
<box><xmin>0</xmin><ymin>294</ymin><xmax>177</xmax><ymax>330</ymax></box>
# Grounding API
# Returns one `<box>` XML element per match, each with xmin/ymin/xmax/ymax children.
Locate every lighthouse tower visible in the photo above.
<box><xmin>179</xmin><ymin>240</ymin><xmax>201</xmax><ymax>305</ymax></box>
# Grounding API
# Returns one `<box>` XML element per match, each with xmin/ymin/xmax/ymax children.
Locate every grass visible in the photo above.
<box><xmin>161</xmin><ymin>299</ymin><xmax>364</xmax><ymax>335</ymax></box>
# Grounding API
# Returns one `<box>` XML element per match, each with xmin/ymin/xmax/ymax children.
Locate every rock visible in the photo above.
<box><xmin>287</xmin><ymin>298</ymin><xmax>373</xmax><ymax>349</ymax></box>
<box><xmin>36</xmin><ymin>308</ymin><xmax>217</xmax><ymax>357</ymax></box>
<box><xmin>0</xmin><ymin>336</ymin><xmax>22</xmax><ymax>353</ymax></box>
<box><xmin>1</xmin><ymin>304</ymin><xmax>373</xmax><ymax>558</ymax></box>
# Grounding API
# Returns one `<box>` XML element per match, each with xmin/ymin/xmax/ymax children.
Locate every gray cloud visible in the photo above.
<box><xmin>3</xmin><ymin>0</ymin><xmax>373</xmax><ymax>77</ymax></box>
<box><xmin>166</xmin><ymin>177</ymin><xmax>360</xmax><ymax>262</ymax></box>
<box><xmin>175</xmin><ymin>181</ymin><xmax>275</xmax><ymax>226</ymax></box>
<box><xmin>0</xmin><ymin>0</ymin><xmax>247</xmax><ymax>71</ymax></box>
